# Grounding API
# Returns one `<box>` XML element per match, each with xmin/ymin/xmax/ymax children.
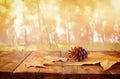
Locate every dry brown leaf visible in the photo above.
<box><xmin>26</xmin><ymin>56</ymin><xmax>67</xmax><ymax>68</ymax></box>
<box><xmin>64</xmin><ymin>52</ymin><xmax>120</xmax><ymax>71</ymax></box>
<box><xmin>100</xmin><ymin>56</ymin><xmax>120</xmax><ymax>70</ymax></box>
<box><xmin>63</xmin><ymin>52</ymin><xmax>103</xmax><ymax>65</ymax></box>
<box><xmin>26</xmin><ymin>52</ymin><xmax>120</xmax><ymax>71</ymax></box>
<box><xmin>63</xmin><ymin>57</ymin><xmax>100</xmax><ymax>65</ymax></box>
<box><xmin>100</xmin><ymin>59</ymin><xmax>117</xmax><ymax>71</ymax></box>
<box><xmin>44</xmin><ymin>56</ymin><xmax>67</xmax><ymax>62</ymax></box>
<box><xmin>26</xmin><ymin>57</ymin><xmax>46</xmax><ymax>68</ymax></box>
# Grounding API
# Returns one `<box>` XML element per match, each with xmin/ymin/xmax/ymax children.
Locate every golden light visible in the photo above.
<box><xmin>12</xmin><ymin>0</ymin><xmax>23</xmax><ymax>38</ymax></box>
<box><xmin>0</xmin><ymin>0</ymin><xmax>120</xmax><ymax>49</ymax></box>
<box><xmin>84</xmin><ymin>6</ymin><xmax>91</xmax><ymax>15</ymax></box>
<box><xmin>40</xmin><ymin>0</ymin><xmax>58</xmax><ymax>19</ymax></box>
<box><xmin>111</xmin><ymin>0</ymin><xmax>120</xmax><ymax>11</ymax></box>
<box><xmin>55</xmin><ymin>15</ymin><xmax>64</xmax><ymax>37</ymax></box>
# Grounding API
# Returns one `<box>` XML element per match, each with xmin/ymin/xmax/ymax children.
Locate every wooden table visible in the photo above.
<box><xmin>0</xmin><ymin>51</ymin><xmax>120</xmax><ymax>79</ymax></box>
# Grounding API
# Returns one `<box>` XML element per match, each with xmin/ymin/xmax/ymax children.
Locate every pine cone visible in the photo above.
<box><xmin>67</xmin><ymin>46</ymin><xmax>88</xmax><ymax>61</ymax></box>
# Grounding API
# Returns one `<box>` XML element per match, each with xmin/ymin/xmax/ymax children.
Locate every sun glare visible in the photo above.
<box><xmin>111</xmin><ymin>0</ymin><xmax>120</xmax><ymax>11</ymax></box>
<box><xmin>0</xmin><ymin>0</ymin><xmax>119</xmax><ymax>46</ymax></box>
<box><xmin>12</xmin><ymin>0</ymin><xmax>23</xmax><ymax>38</ymax></box>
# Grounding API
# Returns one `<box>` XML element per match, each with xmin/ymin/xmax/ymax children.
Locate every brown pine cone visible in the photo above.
<box><xmin>67</xmin><ymin>46</ymin><xmax>88</xmax><ymax>61</ymax></box>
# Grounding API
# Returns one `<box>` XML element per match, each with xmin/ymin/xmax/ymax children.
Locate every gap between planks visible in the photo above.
<box><xmin>12</xmin><ymin>51</ymin><xmax>32</xmax><ymax>72</ymax></box>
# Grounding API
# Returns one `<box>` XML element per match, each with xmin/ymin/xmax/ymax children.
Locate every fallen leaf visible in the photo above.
<box><xmin>26</xmin><ymin>52</ymin><xmax>120</xmax><ymax>71</ymax></box>
<box><xmin>44</xmin><ymin>56</ymin><xmax>67</xmax><ymax>62</ymax></box>
<box><xmin>64</xmin><ymin>52</ymin><xmax>120</xmax><ymax>71</ymax></box>
<box><xmin>26</xmin><ymin>56</ymin><xmax>67</xmax><ymax>68</ymax></box>
<box><xmin>100</xmin><ymin>56</ymin><xmax>120</xmax><ymax>70</ymax></box>
<box><xmin>100</xmin><ymin>59</ymin><xmax>117</xmax><ymax>71</ymax></box>
<box><xmin>26</xmin><ymin>57</ymin><xmax>46</xmax><ymax>68</ymax></box>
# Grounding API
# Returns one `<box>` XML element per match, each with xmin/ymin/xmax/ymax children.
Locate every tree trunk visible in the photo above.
<box><xmin>24</xmin><ymin>28</ymin><xmax>27</xmax><ymax>46</ymax></box>
<box><xmin>36</xmin><ymin>0</ymin><xmax>42</xmax><ymax>43</ymax></box>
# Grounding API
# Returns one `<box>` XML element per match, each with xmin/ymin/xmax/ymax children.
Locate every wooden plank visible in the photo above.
<box><xmin>60</xmin><ymin>51</ymin><xmax>81</xmax><ymax>79</ymax></box>
<box><xmin>13</xmin><ymin>51</ymin><xmax>43</xmax><ymax>72</ymax></box>
<box><xmin>61</xmin><ymin>51</ymin><xmax>120</xmax><ymax>79</ymax></box>
<box><xmin>39</xmin><ymin>51</ymin><xmax>63</xmax><ymax>79</ymax></box>
<box><xmin>81</xmin><ymin>51</ymin><xmax>120</xmax><ymax>74</ymax></box>
<box><xmin>13</xmin><ymin>51</ymin><xmax>61</xmax><ymax>79</ymax></box>
<box><xmin>0</xmin><ymin>51</ymin><xmax>31</xmax><ymax>79</ymax></box>
<box><xmin>39</xmin><ymin>51</ymin><xmax>62</xmax><ymax>73</ymax></box>
<box><xmin>12</xmin><ymin>51</ymin><xmax>120</xmax><ymax>79</ymax></box>
<box><xmin>0</xmin><ymin>72</ymin><xmax>13</xmax><ymax>79</ymax></box>
<box><xmin>109</xmin><ymin>64</ymin><xmax>120</xmax><ymax>74</ymax></box>
<box><xmin>0</xmin><ymin>51</ymin><xmax>31</xmax><ymax>72</ymax></box>
<box><xmin>61</xmin><ymin>51</ymin><xmax>87</xmax><ymax>74</ymax></box>
<box><xmin>62</xmin><ymin>65</ymin><xmax>78</xmax><ymax>74</ymax></box>
<box><xmin>37</xmin><ymin>73</ymin><xmax>63</xmax><ymax>79</ymax></box>
<box><xmin>77</xmin><ymin>64</ymin><xmax>103</xmax><ymax>74</ymax></box>
<box><xmin>13</xmin><ymin>51</ymin><xmax>41</xmax><ymax>79</ymax></box>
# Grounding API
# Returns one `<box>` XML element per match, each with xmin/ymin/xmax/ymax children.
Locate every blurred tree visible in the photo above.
<box><xmin>0</xmin><ymin>0</ymin><xmax>15</xmax><ymax>44</ymax></box>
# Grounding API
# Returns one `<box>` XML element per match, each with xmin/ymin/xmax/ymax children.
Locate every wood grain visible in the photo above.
<box><xmin>0</xmin><ymin>51</ymin><xmax>120</xmax><ymax>79</ymax></box>
<box><xmin>0</xmin><ymin>51</ymin><xmax>31</xmax><ymax>79</ymax></box>
<box><xmin>0</xmin><ymin>51</ymin><xmax>31</xmax><ymax>72</ymax></box>
<box><xmin>39</xmin><ymin>51</ymin><xmax>62</xmax><ymax>73</ymax></box>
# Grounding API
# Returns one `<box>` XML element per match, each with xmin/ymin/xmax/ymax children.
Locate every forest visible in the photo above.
<box><xmin>0</xmin><ymin>0</ymin><xmax>120</xmax><ymax>51</ymax></box>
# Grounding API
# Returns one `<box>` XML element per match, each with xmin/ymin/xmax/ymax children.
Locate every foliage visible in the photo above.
<box><xmin>0</xmin><ymin>0</ymin><xmax>120</xmax><ymax>50</ymax></box>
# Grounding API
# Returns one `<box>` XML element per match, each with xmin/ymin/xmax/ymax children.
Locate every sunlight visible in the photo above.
<box><xmin>93</xmin><ymin>31</ymin><xmax>99</xmax><ymax>42</ymax></box>
<box><xmin>40</xmin><ymin>0</ymin><xmax>65</xmax><ymax>38</ymax></box>
<box><xmin>0</xmin><ymin>0</ymin><xmax>120</xmax><ymax>51</ymax></box>
<box><xmin>11</xmin><ymin>0</ymin><xmax>24</xmax><ymax>44</ymax></box>
<box><xmin>40</xmin><ymin>0</ymin><xmax>58</xmax><ymax>19</ymax></box>
<box><xmin>55</xmin><ymin>15</ymin><xmax>64</xmax><ymax>37</ymax></box>
<box><xmin>111</xmin><ymin>0</ymin><xmax>120</xmax><ymax>11</ymax></box>
<box><xmin>84</xmin><ymin>6</ymin><xmax>91</xmax><ymax>15</ymax></box>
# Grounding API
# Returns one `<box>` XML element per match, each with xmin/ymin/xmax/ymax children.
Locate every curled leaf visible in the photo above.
<box><xmin>26</xmin><ymin>56</ymin><xmax>67</xmax><ymax>68</ymax></box>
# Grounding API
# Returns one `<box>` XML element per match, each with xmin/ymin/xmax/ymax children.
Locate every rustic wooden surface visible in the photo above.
<box><xmin>0</xmin><ymin>51</ymin><xmax>31</xmax><ymax>79</ymax></box>
<box><xmin>0</xmin><ymin>51</ymin><xmax>120</xmax><ymax>79</ymax></box>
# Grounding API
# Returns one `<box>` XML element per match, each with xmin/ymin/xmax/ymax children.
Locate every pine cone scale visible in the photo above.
<box><xmin>67</xmin><ymin>46</ymin><xmax>88</xmax><ymax>61</ymax></box>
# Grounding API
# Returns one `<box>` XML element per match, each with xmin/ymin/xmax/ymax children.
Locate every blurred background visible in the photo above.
<box><xmin>0</xmin><ymin>0</ymin><xmax>120</xmax><ymax>51</ymax></box>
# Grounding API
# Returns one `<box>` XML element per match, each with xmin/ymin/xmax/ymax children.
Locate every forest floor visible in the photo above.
<box><xmin>0</xmin><ymin>43</ymin><xmax>120</xmax><ymax>51</ymax></box>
